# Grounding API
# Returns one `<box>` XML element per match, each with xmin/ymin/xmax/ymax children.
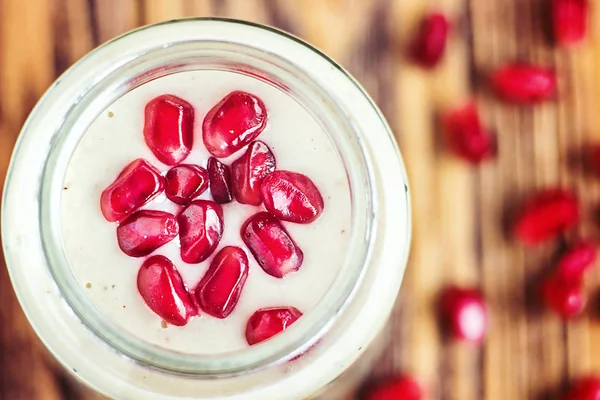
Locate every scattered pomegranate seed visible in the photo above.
<box><xmin>513</xmin><ymin>188</ymin><xmax>579</xmax><ymax>245</ymax></box>
<box><xmin>245</xmin><ymin>306</ymin><xmax>303</xmax><ymax>345</ymax></box>
<box><xmin>490</xmin><ymin>64</ymin><xmax>557</xmax><ymax>104</ymax></box>
<box><xmin>365</xmin><ymin>375</ymin><xmax>423</xmax><ymax>400</ymax></box>
<box><xmin>116</xmin><ymin>210</ymin><xmax>179</xmax><ymax>257</ymax></box>
<box><xmin>100</xmin><ymin>159</ymin><xmax>164</xmax><ymax>222</ymax></box>
<box><xmin>137</xmin><ymin>255</ymin><xmax>197</xmax><ymax>326</ymax></box>
<box><xmin>144</xmin><ymin>94</ymin><xmax>194</xmax><ymax>165</ymax></box>
<box><xmin>409</xmin><ymin>12</ymin><xmax>450</xmax><ymax>68</ymax></box>
<box><xmin>195</xmin><ymin>246</ymin><xmax>249</xmax><ymax>319</ymax></box>
<box><xmin>208</xmin><ymin>157</ymin><xmax>233</xmax><ymax>204</ymax></box>
<box><xmin>442</xmin><ymin>101</ymin><xmax>495</xmax><ymax>163</ymax></box>
<box><xmin>241</xmin><ymin>212</ymin><xmax>304</xmax><ymax>278</ymax></box>
<box><xmin>552</xmin><ymin>0</ymin><xmax>588</xmax><ymax>46</ymax></box>
<box><xmin>439</xmin><ymin>287</ymin><xmax>487</xmax><ymax>343</ymax></box>
<box><xmin>561</xmin><ymin>376</ymin><xmax>600</xmax><ymax>400</ymax></box>
<box><xmin>178</xmin><ymin>200</ymin><xmax>224</xmax><ymax>263</ymax></box>
<box><xmin>539</xmin><ymin>274</ymin><xmax>586</xmax><ymax>318</ymax></box>
<box><xmin>231</xmin><ymin>141</ymin><xmax>276</xmax><ymax>205</ymax></box>
<box><xmin>556</xmin><ymin>241</ymin><xmax>597</xmax><ymax>280</ymax></box>
<box><xmin>164</xmin><ymin>164</ymin><xmax>209</xmax><ymax>205</ymax></box>
<box><xmin>202</xmin><ymin>91</ymin><xmax>268</xmax><ymax>158</ymax></box>
<box><xmin>260</xmin><ymin>171</ymin><xmax>324</xmax><ymax>224</ymax></box>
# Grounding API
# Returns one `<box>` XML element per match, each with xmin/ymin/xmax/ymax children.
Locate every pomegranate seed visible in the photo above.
<box><xmin>245</xmin><ymin>306</ymin><xmax>303</xmax><ymax>345</ymax></box>
<box><xmin>539</xmin><ymin>274</ymin><xmax>586</xmax><ymax>318</ymax></box>
<box><xmin>178</xmin><ymin>200</ymin><xmax>224</xmax><ymax>263</ymax></box>
<box><xmin>231</xmin><ymin>141</ymin><xmax>276</xmax><ymax>205</ymax></box>
<box><xmin>552</xmin><ymin>0</ymin><xmax>588</xmax><ymax>46</ymax></box>
<box><xmin>164</xmin><ymin>164</ymin><xmax>209</xmax><ymax>205</ymax></box>
<box><xmin>117</xmin><ymin>210</ymin><xmax>179</xmax><ymax>257</ymax></box>
<box><xmin>241</xmin><ymin>212</ymin><xmax>304</xmax><ymax>278</ymax></box>
<box><xmin>208</xmin><ymin>157</ymin><xmax>233</xmax><ymax>204</ymax></box>
<box><xmin>513</xmin><ymin>188</ymin><xmax>579</xmax><ymax>245</ymax></box>
<box><xmin>439</xmin><ymin>287</ymin><xmax>487</xmax><ymax>343</ymax></box>
<box><xmin>100</xmin><ymin>159</ymin><xmax>164</xmax><ymax>222</ymax></box>
<box><xmin>490</xmin><ymin>64</ymin><xmax>557</xmax><ymax>104</ymax></box>
<box><xmin>561</xmin><ymin>376</ymin><xmax>600</xmax><ymax>400</ymax></box>
<box><xmin>202</xmin><ymin>91</ymin><xmax>268</xmax><ymax>158</ymax></box>
<box><xmin>195</xmin><ymin>246</ymin><xmax>249</xmax><ymax>319</ymax></box>
<box><xmin>442</xmin><ymin>101</ymin><xmax>495</xmax><ymax>163</ymax></box>
<box><xmin>260</xmin><ymin>171</ymin><xmax>324</xmax><ymax>224</ymax></box>
<box><xmin>137</xmin><ymin>255</ymin><xmax>197</xmax><ymax>326</ymax></box>
<box><xmin>365</xmin><ymin>376</ymin><xmax>423</xmax><ymax>400</ymax></box>
<box><xmin>409</xmin><ymin>12</ymin><xmax>450</xmax><ymax>68</ymax></box>
<box><xmin>556</xmin><ymin>241</ymin><xmax>597</xmax><ymax>280</ymax></box>
<box><xmin>144</xmin><ymin>94</ymin><xmax>194</xmax><ymax>165</ymax></box>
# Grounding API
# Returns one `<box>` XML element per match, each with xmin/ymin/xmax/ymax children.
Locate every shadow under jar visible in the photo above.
<box><xmin>2</xmin><ymin>18</ymin><xmax>411</xmax><ymax>400</ymax></box>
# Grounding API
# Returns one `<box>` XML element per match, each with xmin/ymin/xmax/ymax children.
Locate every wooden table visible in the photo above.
<box><xmin>1</xmin><ymin>0</ymin><xmax>598</xmax><ymax>399</ymax></box>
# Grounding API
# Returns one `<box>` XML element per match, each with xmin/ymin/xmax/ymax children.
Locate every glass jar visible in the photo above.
<box><xmin>2</xmin><ymin>18</ymin><xmax>410</xmax><ymax>399</ymax></box>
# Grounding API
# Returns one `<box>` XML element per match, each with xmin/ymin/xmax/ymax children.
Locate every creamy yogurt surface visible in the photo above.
<box><xmin>60</xmin><ymin>70</ymin><xmax>351</xmax><ymax>355</ymax></box>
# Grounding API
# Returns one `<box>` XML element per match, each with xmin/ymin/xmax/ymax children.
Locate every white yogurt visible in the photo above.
<box><xmin>60</xmin><ymin>70</ymin><xmax>352</xmax><ymax>355</ymax></box>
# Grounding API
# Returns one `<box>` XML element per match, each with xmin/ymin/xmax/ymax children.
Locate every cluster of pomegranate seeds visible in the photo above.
<box><xmin>364</xmin><ymin>375</ymin><xmax>423</xmax><ymax>400</ymax></box>
<box><xmin>561</xmin><ymin>376</ymin><xmax>600</xmax><ymax>400</ymax></box>
<box><xmin>409</xmin><ymin>12</ymin><xmax>450</xmax><ymax>69</ymax></box>
<box><xmin>439</xmin><ymin>287</ymin><xmax>487</xmax><ymax>343</ymax></box>
<box><xmin>552</xmin><ymin>0</ymin><xmax>589</xmax><ymax>46</ymax></box>
<box><xmin>442</xmin><ymin>101</ymin><xmax>495</xmax><ymax>163</ymax></box>
<box><xmin>245</xmin><ymin>307</ymin><xmax>303</xmax><ymax>345</ymax></box>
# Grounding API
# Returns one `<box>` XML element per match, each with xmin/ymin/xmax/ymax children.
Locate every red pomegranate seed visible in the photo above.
<box><xmin>409</xmin><ymin>12</ymin><xmax>450</xmax><ymax>68</ymax></box>
<box><xmin>178</xmin><ymin>200</ymin><xmax>224</xmax><ymax>263</ymax></box>
<box><xmin>552</xmin><ymin>0</ymin><xmax>588</xmax><ymax>46</ymax></box>
<box><xmin>117</xmin><ymin>210</ymin><xmax>179</xmax><ymax>257</ymax></box>
<box><xmin>442</xmin><ymin>101</ymin><xmax>495</xmax><ymax>163</ymax></box>
<box><xmin>365</xmin><ymin>375</ymin><xmax>423</xmax><ymax>400</ymax></box>
<box><xmin>202</xmin><ymin>91</ymin><xmax>268</xmax><ymax>158</ymax></box>
<box><xmin>513</xmin><ymin>188</ymin><xmax>579</xmax><ymax>245</ymax></box>
<box><xmin>231</xmin><ymin>141</ymin><xmax>276</xmax><ymax>205</ymax></box>
<box><xmin>260</xmin><ymin>171</ymin><xmax>324</xmax><ymax>224</ymax></box>
<box><xmin>539</xmin><ymin>274</ymin><xmax>586</xmax><ymax>318</ymax></box>
<box><xmin>164</xmin><ymin>164</ymin><xmax>209</xmax><ymax>205</ymax></box>
<box><xmin>144</xmin><ymin>94</ymin><xmax>194</xmax><ymax>165</ymax></box>
<box><xmin>556</xmin><ymin>241</ymin><xmax>597</xmax><ymax>280</ymax></box>
<box><xmin>208</xmin><ymin>157</ymin><xmax>233</xmax><ymax>204</ymax></box>
<box><xmin>439</xmin><ymin>287</ymin><xmax>487</xmax><ymax>343</ymax></box>
<box><xmin>241</xmin><ymin>212</ymin><xmax>304</xmax><ymax>278</ymax></box>
<box><xmin>245</xmin><ymin>306</ymin><xmax>303</xmax><ymax>345</ymax></box>
<box><xmin>195</xmin><ymin>246</ymin><xmax>249</xmax><ymax>319</ymax></box>
<box><xmin>490</xmin><ymin>64</ymin><xmax>557</xmax><ymax>104</ymax></box>
<box><xmin>137</xmin><ymin>255</ymin><xmax>197</xmax><ymax>326</ymax></box>
<box><xmin>561</xmin><ymin>376</ymin><xmax>600</xmax><ymax>400</ymax></box>
<box><xmin>100</xmin><ymin>159</ymin><xmax>164</xmax><ymax>222</ymax></box>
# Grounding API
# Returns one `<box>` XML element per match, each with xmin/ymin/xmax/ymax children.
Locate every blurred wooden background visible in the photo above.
<box><xmin>1</xmin><ymin>0</ymin><xmax>600</xmax><ymax>399</ymax></box>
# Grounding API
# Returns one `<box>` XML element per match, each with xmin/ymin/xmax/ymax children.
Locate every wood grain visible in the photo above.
<box><xmin>0</xmin><ymin>0</ymin><xmax>598</xmax><ymax>399</ymax></box>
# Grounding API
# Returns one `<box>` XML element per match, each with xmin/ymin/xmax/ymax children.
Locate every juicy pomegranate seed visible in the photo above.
<box><xmin>260</xmin><ymin>171</ymin><xmax>324</xmax><ymax>224</ymax></box>
<box><xmin>556</xmin><ymin>241</ymin><xmax>597</xmax><ymax>280</ymax></box>
<box><xmin>513</xmin><ymin>188</ymin><xmax>579</xmax><ymax>245</ymax></box>
<box><xmin>231</xmin><ymin>141</ymin><xmax>276</xmax><ymax>205</ymax></box>
<box><xmin>241</xmin><ymin>212</ymin><xmax>304</xmax><ymax>278</ymax></box>
<box><xmin>245</xmin><ymin>306</ymin><xmax>303</xmax><ymax>345</ymax></box>
<box><xmin>195</xmin><ymin>246</ymin><xmax>249</xmax><ymax>319</ymax></box>
<box><xmin>561</xmin><ymin>376</ymin><xmax>600</xmax><ymax>400</ymax></box>
<box><xmin>539</xmin><ymin>274</ymin><xmax>586</xmax><ymax>318</ymax></box>
<box><xmin>178</xmin><ymin>200</ymin><xmax>224</xmax><ymax>263</ymax></box>
<box><xmin>164</xmin><ymin>164</ymin><xmax>209</xmax><ymax>205</ymax></box>
<box><xmin>365</xmin><ymin>376</ymin><xmax>423</xmax><ymax>400</ymax></box>
<box><xmin>117</xmin><ymin>210</ymin><xmax>179</xmax><ymax>257</ymax></box>
<box><xmin>442</xmin><ymin>101</ymin><xmax>495</xmax><ymax>163</ymax></box>
<box><xmin>100</xmin><ymin>159</ymin><xmax>164</xmax><ymax>222</ymax></box>
<box><xmin>490</xmin><ymin>64</ymin><xmax>557</xmax><ymax>104</ymax></box>
<box><xmin>137</xmin><ymin>255</ymin><xmax>197</xmax><ymax>326</ymax></box>
<box><xmin>202</xmin><ymin>91</ymin><xmax>268</xmax><ymax>158</ymax></box>
<box><xmin>439</xmin><ymin>287</ymin><xmax>487</xmax><ymax>343</ymax></box>
<box><xmin>552</xmin><ymin>0</ymin><xmax>588</xmax><ymax>46</ymax></box>
<box><xmin>208</xmin><ymin>157</ymin><xmax>233</xmax><ymax>204</ymax></box>
<box><xmin>409</xmin><ymin>12</ymin><xmax>450</xmax><ymax>68</ymax></box>
<box><xmin>144</xmin><ymin>94</ymin><xmax>194</xmax><ymax>165</ymax></box>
